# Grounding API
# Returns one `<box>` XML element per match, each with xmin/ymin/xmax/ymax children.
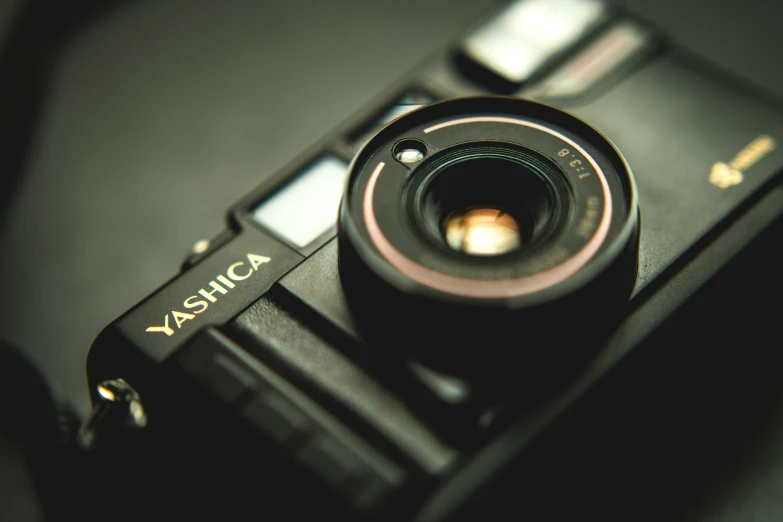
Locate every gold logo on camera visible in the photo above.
<box><xmin>145</xmin><ymin>253</ymin><xmax>271</xmax><ymax>337</ymax></box>
<box><xmin>710</xmin><ymin>134</ymin><xmax>776</xmax><ymax>188</ymax></box>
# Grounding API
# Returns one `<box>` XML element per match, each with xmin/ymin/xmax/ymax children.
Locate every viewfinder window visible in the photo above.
<box><xmin>251</xmin><ymin>155</ymin><xmax>349</xmax><ymax>249</ymax></box>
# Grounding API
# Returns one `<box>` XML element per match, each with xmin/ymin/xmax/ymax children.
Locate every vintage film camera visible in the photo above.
<box><xmin>84</xmin><ymin>0</ymin><xmax>783</xmax><ymax>519</ymax></box>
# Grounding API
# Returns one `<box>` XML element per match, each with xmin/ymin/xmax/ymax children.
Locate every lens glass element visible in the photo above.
<box><xmin>415</xmin><ymin>152</ymin><xmax>563</xmax><ymax>260</ymax></box>
<box><xmin>443</xmin><ymin>208</ymin><xmax>522</xmax><ymax>256</ymax></box>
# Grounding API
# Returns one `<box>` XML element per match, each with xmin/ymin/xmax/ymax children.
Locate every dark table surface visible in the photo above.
<box><xmin>1</xmin><ymin>0</ymin><xmax>782</xmax><ymax>520</ymax></box>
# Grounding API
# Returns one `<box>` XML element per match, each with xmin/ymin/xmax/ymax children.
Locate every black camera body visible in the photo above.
<box><xmin>85</xmin><ymin>0</ymin><xmax>783</xmax><ymax>520</ymax></box>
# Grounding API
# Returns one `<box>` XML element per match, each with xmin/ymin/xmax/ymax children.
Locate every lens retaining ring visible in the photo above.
<box><xmin>337</xmin><ymin>96</ymin><xmax>639</xmax><ymax>381</ymax></box>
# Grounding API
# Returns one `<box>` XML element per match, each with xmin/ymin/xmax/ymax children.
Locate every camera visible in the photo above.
<box><xmin>84</xmin><ymin>0</ymin><xmax>783</xmax><ymax>520</ymax></box>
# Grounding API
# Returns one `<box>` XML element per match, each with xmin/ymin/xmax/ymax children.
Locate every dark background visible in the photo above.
<box><xmin>1</xmin><ymin>0</ymin><xmax>782</xmax><ymax>520</ymax></box>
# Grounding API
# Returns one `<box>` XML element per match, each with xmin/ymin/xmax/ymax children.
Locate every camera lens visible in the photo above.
<box><xmin>338</xmin><ymin>96</ymin><xmax>638</xmax><ymax>391</ymax></box>
<box><xmin>413</xmin><ymin>147</ymin><xmax>568</xmax><ymax>258</ymax></box>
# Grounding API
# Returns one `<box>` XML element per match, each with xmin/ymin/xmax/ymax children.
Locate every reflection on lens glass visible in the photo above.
<box><xmin>394</xmin><ymin>139</ymin><xmax>427</xmax><ymax>164</ymax></box>
<box><xmin>443</xmin><ymin>208</ymin><xmax>522</xmax><ymax>256</ymax></box>
<box><xmin>396</xmin><ymin>148</ymin><xmax>425</xmax><ymax>163</ymax></box>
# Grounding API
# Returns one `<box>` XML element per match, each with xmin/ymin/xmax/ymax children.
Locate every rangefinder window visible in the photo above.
<box><xmin>251</xmin><ymin>154</ymin><xmax>349</xmax><ymax>250</ymax></box>
<box><xmin>459</xmin><ymin>0</ymin><xmax>609</xmax><ymax>91</ymax></box>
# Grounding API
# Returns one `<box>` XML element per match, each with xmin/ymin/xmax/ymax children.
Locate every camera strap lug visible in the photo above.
<box><xmin>77</xmin><ymin>378</ymin><xmax>147</xmax><ymax>450</ymax></box>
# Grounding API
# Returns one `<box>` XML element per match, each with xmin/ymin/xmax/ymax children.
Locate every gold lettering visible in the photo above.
<box><xmin>247</xmin><ymin>254</ymin><xmax>271</xmax><ymax>270</ymax></box>
<box><xmin>709</xmin><ymin>162</ymin><xmax>743</xmax><ymax>188</ymax></box>
<box><xmin>172</xmin><ymin>310</ymin><xmax>196</xmax><ymax>329</ymax></box>
<box><xmin>183</xmin><ymin>295</ymin><xmax>208</xmax><ymax>314</ymax></box>
<box><xmin>227</xmin><ymin>262</ymin><xmax>253</xmax><ymax>281</ymax></box>
<box><xmin>198</xmin><ymin>281</ymin><xmax>228</xmax><ymax>303</ymax></box>
<box><xmin>216</xmin><ymin>275</ymin><xmax>236</xmax><ymax>289</ymax></box>
<box><xmin>711</xmin><ymin>135</ymin><xmax>776</xmax><ymax>188</ymax></box>
<box><xmin>147</xmin><ymin>254</ymin><xmax>271</xmax><ymax>337</ymax></box>
<box><xmin>729</xmin><ymin>135</ymin><xmax>775</xmax><ymax>171</ymax></box>
<box><xmin>146</xmin><ymin>314</ymin><xmax>174</xmax><ymax>336</ymax></box>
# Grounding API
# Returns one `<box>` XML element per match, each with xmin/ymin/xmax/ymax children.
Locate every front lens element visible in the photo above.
<box><xmin>444</xmin><ymin>208</ymin><xmax>522</xmax><ymax>256</ymax></box>
<box><xmin>414</xmin><ymin>151</ymin><xmax>563</xmax><ymax>259</ymax></box>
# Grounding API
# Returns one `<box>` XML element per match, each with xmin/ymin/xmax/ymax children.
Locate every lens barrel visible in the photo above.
<box><xmin>338</xmin><ymin>96</ymin><xmax>638</xmax><ymax>394</ymax></box>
